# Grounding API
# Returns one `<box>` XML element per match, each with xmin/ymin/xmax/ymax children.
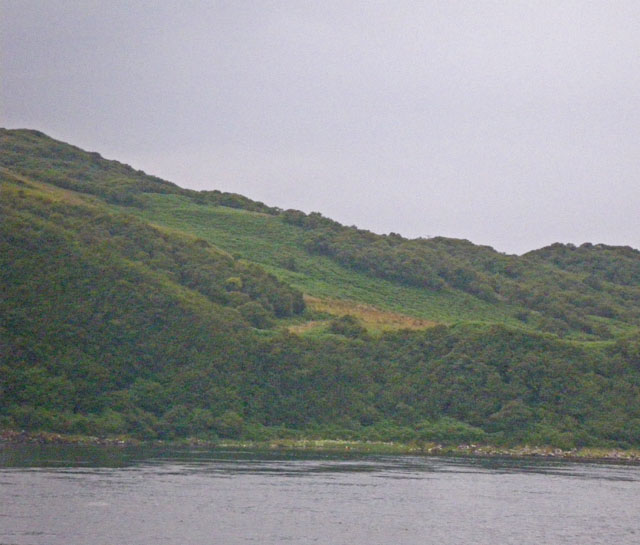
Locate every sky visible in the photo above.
<box><xmin>2</xmin><ymin>1</ymin><xmax>640</xmax><ymax>255</ymax></box>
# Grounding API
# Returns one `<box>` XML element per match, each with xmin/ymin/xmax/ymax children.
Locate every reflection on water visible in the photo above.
<box><xmin>1</xmin><ymin>444</ymin><xmax>639</xmax><ymax>545</ymax></box>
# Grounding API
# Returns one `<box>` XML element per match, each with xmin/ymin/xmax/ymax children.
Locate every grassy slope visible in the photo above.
<box><xmin>131</xmin><ymin>194</ymin><xmax>640</xmax><ymax>342</ymax></box>
<box><xmin>133</xmin><ymin>193</ymin><xmax>526</xmax><ymax>329</ymax></box>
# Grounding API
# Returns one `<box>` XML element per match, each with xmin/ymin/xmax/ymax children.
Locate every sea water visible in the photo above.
<box><xmin>1</xmin><ymin>444</ymin><xmax>638</xmax><ymax>544</ymax></box>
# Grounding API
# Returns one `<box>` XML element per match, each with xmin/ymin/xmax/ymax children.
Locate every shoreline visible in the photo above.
<box><xmin>2</xmin><ymin>429</ymin><xmax>640</xmax><ymax>464</ymax></box>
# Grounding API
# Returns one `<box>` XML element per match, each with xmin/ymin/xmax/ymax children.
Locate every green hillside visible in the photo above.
<box><xmin>134</xmin><ymin>193</ymin><xmax>522</xmax><ymax>328</ymax></box>
<box><xmin>2</xmin><ymin>128</ymin><xmax>640</xmax><ymax>448</ymax></box>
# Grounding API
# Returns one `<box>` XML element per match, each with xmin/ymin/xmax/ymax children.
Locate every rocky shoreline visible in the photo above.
<box><xmin>2</xmin><ymin>429</ymin><xmax>639</xmax><ymax>464</ymax></box>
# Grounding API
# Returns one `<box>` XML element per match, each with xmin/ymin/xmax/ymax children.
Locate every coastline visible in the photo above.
<box><xmin>2</xmin><ymin>429</ymin><xmax>640</xmax><ymax>464</ymax></box>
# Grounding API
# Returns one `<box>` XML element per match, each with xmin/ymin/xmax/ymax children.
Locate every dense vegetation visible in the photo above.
<box><xmin>2</xmin><ymin>128</ymin><xmax>640</xmax><ymax>448</ymax></box>
<box><xmin>526</xmin><ymin>242</ymin><xmax>640</xmax><ymax>287</ymax></box>
<box><xmin>281</xmin><ymin>210</ymin><xmax>640</xmax><ymax>339</ymax></box>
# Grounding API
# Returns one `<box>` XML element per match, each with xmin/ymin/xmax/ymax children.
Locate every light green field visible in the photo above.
<box><xmin>132</xmin><ymin>194</ymin><xmax>526</xmax><ymax>328</ymax></box>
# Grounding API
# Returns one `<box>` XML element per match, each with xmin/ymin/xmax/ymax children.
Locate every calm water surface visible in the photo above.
<box><xmin>1</xmin><ymin>444</ymin><xmax>638</xmax><ymax>544</ymax></box>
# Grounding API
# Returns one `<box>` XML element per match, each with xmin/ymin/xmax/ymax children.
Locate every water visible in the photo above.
<box><xmin>1</xmin><ymin>444</ymin><xmax>639</xmax><ymax>544</ymax></box>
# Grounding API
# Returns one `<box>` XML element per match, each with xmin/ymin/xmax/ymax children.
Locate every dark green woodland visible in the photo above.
<box><xmin>2</xmin><ymin>128</ymin><xmax>640</xmax><ymax>447</ymax></box>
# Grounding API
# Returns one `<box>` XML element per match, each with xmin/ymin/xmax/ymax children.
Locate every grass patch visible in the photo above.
<box><xmin>131</xmin><ymin>194</ymin><xmax>528</xmax><ymax>328</ymax></box>
<box><xmin>295</xmin><ymin>295</ymin><xmax>438</xmax><ymax>335</ymax></box>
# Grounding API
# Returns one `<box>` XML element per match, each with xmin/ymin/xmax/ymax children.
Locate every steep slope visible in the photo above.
<box><xmin>133</xmin><ymin>193</ymin><xmax>521</xmax><ymax>329</ymax></box>
<box><xmin>0</xmin><ymin>171</ymin><xmax>303</xmax><ymax>436</ymax></box>
<box><xmin>2</xmin><ymin>128</ymin><xmax>640</xmax><ymax>447</ymax></box>
<box><xmin>133</xmin><ymin>194</ymin><xmax>640</xmax><ymax>340</ymax></box>
<box><xmin>5</xmin><ymin>128</ymin><xmax>639</xmax><ymax>340</ymax></box>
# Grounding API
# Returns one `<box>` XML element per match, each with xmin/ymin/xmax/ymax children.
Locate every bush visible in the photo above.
<box><xmin>524</xmin><ymin>423</ymin><xmax>577</xmax><ymax>450</ymax></box>
<box><xmin>160</xmin><ymin>405</ymin><xmax>216</xmax><ymax>438</ymax></box>
<box><xmin>416</xmin><ymin>418</ymin><xmax>487</xmax><ymax>444</ymax></box>
<box><xmin>214</xmin><ymin>410</ymin><xmax>245</xmax><ymax>438</ymax></box>
<box><xmin>328</xmin><ymin>315</ymin><xmax>367</xmax><ymax>338</ymax></box>
<box><xmin>91</xmin><ymin>409</ymin><xmax>127</xmax><ymax>435</ymax></box>
<box><xmin>238</xmin><ymin>302</ymin><xmax>274</xmax><ymax>329</ymax></box>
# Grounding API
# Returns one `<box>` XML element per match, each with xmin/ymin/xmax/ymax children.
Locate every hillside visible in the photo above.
<box><xmin>2</xmin><ymin>128</ymin><xmax>640</xmax><ymax>447</ymax></box>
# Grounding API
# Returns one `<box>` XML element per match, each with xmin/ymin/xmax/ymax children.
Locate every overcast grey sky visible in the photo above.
<box><xmin>2</xmin><ymin>1</ymin><xmax>639</xmax><ymax>254</ymax></box>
